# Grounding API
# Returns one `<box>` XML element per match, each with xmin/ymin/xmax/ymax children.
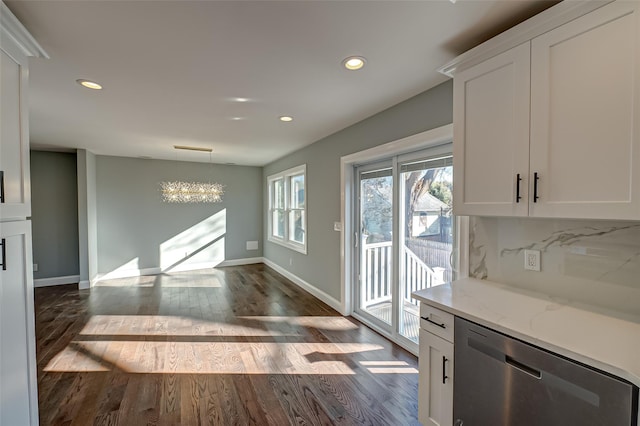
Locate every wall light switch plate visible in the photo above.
<box><xmin>524</xmin><ymin>249</ymin><xmax>540</xmax><ymax>272</ymax></box>
<box><xmin>333</xmin><ymin>222</ymin><xmax>342</xmax><ymax>232</ymax></box>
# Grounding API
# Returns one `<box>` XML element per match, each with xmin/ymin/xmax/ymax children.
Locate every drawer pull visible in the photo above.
<box><xmin>421</xmin><ymin>316</ymin><xmax>446</xmax><ymax>329</ymax></box>
<box><xmin>516</xmin><ymin>173</ymin><xmax>522</xmax><ymax>203</ymax></box>
<box><xmin>0</xmin><ymin>171</ymin><xmax>4</xmax><ymax>203</ymax></box>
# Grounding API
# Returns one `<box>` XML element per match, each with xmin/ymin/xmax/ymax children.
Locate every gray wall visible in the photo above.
<box><xmin>263</xmin><ymin>80</ymin><xmax>453</xmax><ymax>301</ymax></box>
<box><xmin>30</xmin><ymin>151</ymin><xmax>79</xmax><ymax>279</ymax></box>
<box><xmin>95</xmin><ymin>156</ymin><xmax>263</xmax><ymax>275</ymax></box>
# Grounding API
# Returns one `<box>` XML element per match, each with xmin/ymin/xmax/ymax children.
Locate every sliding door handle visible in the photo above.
<box><xmin>0</xmin><ymin>239</ymin><xmax>6</xmax><ymax>271</ymax></box>
<box><xmin>533</xmin><ymin>172</ymin><xmax>540</xmax><ymax>203</ymax></box>
<box><xmin>516</xmin><ymin>173</ymin><xmax>522</xmax><ymax>203</ymax></box>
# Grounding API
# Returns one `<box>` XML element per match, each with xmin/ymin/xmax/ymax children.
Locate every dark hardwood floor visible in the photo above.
<box><xmin>35</xmin><ymin>264</ymin><xmax>419</xmax><ymax>426</ymax></box>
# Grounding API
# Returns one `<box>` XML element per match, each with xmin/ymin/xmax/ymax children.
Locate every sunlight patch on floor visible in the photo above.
<box><xmin>78</xmin><ymin>315</ymin><xmax>359</xmax><ymax>337</ymax></box>
<box><xmin>43</xmin><ymin>341</ymin><xmax>385</xmax><ymax>375</ymax></box>
<box><xmin>77</xmin><ymin>314</ymin><xmax>314</xmax><ymax>337</ymax></box>
<box><xmin>238</xmin><ymin>316</ymin><xmax>359</xmax><ymax>331</ymax></box>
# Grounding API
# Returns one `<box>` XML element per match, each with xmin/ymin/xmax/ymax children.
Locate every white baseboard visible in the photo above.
<box><xmin>262</xmin><ymin>258</ymin><xmax>344</xmax><ymax>314</ymax></box>
<box><xmin>92</xmin><ymin>257</ymin><xmax>266</xmax><ymax>283</ymax></box>
<box><xmin>34</xmin><ymin>275</ymin><xmax>80</xmax><ymax>288</ymax></box>
<box><xmin>78</xmin><ymin>280</ymin><xmax>91</xmax><ymax>290</ymax></box>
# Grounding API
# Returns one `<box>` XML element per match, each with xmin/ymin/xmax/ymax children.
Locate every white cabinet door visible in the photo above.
<box><xmin>453</xmin><ymin>42</ymin><xmax>531</xmax><ymax>217</ymax></box>
<box><xmin>530</xmin><ymin>1</ymin><xmax>640</xmax><ymax>219</ymax></box>
<box><xmin>0</xmin><ymin>220</ymin><xmax>38</xmax><ymax>426</ymax></box>
<box><xmin>0</xmin><ymin>34</ymin><xmax>32</xmax><ymax>220</ymax></box>
<box><xmin>418</xmin><ymin>329</ymin><xmax>454</xmax><ymax>426</ymax></box>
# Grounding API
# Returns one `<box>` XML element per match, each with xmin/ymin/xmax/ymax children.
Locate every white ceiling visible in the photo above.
<box><xmin>5</xmin><ymin>0</ymin><xmax>556</xmax><ymax>166</ymax></box>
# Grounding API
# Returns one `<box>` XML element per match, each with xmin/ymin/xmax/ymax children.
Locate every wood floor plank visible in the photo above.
<box><xmin>35</xmin><ymin>264</ymin><xmax>420</xmax><ymax>425</ymax></box>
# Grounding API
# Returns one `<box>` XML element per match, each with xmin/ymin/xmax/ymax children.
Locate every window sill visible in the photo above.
<box><xmin>268</xmin><ymin>236</ymin><xmax>307</xmax><ymax>255</ymax></box>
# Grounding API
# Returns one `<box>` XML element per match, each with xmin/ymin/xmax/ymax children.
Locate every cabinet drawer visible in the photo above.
<box><xmin>420</xmin><ymin>304</ymin><xmax>454</xmax><ymax>342</ymax></box>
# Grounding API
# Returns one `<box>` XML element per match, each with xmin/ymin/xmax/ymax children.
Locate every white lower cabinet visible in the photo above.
<box><xmin>418</xmin><ymin>305</ymin><xmax>454</xmax><ymax>426</ymax></box>
<box><xmin>0</xmin><ymin>220</ymin><xmax>39</xmax><ymax>426</ymax></box>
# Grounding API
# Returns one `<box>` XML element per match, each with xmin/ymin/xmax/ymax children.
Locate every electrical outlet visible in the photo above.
<box><xmin>524</xmin><ymin>250</ymin><xmax>540</xmax><ymax>272</ymax></box>
<box><xmin>333</xmin><ymin>222</ymin><xmax>342</xmax><ymax>232</ymax></box>
<box><xmin>33</xmin><ymin>263</ymin><xmax>38</xmax><ymax>272</ymax></box>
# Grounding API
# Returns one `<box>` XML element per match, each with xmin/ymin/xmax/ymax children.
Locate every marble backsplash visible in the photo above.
<box><xmin>469</xmin><ymin>216</ymin><xmax>640</xmax><ymax>316</ymax></box>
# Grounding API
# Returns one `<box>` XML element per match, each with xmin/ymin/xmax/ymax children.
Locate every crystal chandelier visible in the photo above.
<box><xmin>161</xmin><ymin>181</ymin><xmax>224</xmax><ymax>203</ymax></box>
<box><xmin>160</xmin><ymin>145</ymin><xmax>225</xmax><ymax>203</ymax></box>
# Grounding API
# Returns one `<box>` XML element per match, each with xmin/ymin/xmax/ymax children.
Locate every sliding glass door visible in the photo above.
<box><xmin>357</xmin><ymin>162</ymin><xmax>394</xmax><ymax>330</ymax></box>
<box><xmin>354</xmin><ymin>145</ymin><xmax>454</xmax><ymax>349</ymax></box>
<box><xmin>398</xmin><ymin>155</ymin><xmax>453</xmax><ymax>342</ymax></box>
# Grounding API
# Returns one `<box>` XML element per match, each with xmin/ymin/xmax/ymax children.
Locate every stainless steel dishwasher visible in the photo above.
<box><xmin>454</xmin><ymin>317</ymin><xmax>639</xmax><ymax>426</ymax></box>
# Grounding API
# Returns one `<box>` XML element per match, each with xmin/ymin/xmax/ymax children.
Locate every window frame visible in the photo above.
<box><xmin>268</xmin><ymin>164</ymin><xmax>307</xmax><ymax>254</ymax></box>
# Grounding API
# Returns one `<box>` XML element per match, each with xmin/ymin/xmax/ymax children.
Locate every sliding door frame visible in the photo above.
<box><xmin>340</xmin><ymin>124</ymin><xmax>468</xmax><ymax>355</ymax></box>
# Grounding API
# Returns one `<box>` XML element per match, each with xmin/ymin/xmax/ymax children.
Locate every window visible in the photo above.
<box><xmin>268</xmin><ymin>164</ymin><xmax>306</xmax><ymax>253</ymax></box>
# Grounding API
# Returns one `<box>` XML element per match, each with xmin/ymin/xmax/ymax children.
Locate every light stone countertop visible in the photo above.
<box><xmin>412</xmin><ymin>277</ymin><xmax>640</xmax><ymax>388</ymax></box>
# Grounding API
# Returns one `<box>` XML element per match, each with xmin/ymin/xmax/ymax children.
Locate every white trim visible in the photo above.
<box><xmin>340</xmin><ymin>124</ymin><xmax>455</xmax><ymax>315</ymax></box>
<box><xmin>91</xmin><ymin>257</ymin><xmax>265</xmax><ymax>284</ymax></box>
<box><xmin>438</xmin><ymin>0</ymin><xmax>610</xmax><ymax>76</ymax></box>
<box><xmin>78</xmin><ymin>280</ymin><xmax>90</xmax><ymax>290</ymax></box>
<box><xmin>0</xmin><ymin>2</ymin><xmax>49</xmax><ymax>58</ymax></box>
<box><xmin>34</xmin><ymin>275</ymin><xmax>80</xmax><ymax>288</ymax></box>
<box><xmin>262</xmin><ymin>258</ymin><xmax>343</xmax><ymax>314</ymax></box>
<box><xmin>267</xmin><ymin>164</ymin><xmax>308</xmax><ymax>254</ymax></box>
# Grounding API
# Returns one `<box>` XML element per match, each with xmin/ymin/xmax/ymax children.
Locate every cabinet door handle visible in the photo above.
<box><xmin>421</xmin><ymin>316</ymin><xmax>445</xmax><ymax>329</ymax></box>
<box><xmin>442</xmin><ymin>356</ymin><xmax>449</xmax><ymax>384</ymax></box>
<box><xmin>0</xmin><ymin>171</ymin><xmax>4</xmax><ymax>203</ymax></box>
<box><xmin>533</xmin><ymin>172</ymin><xmax>540</xmax><ymax>203</ymax></box>
<box><xmin>0</xmin><ymin>238</ymin><xmax>6</xmax><ymax>271</ymax></box>
<box><xmin>516</xmin><ymin>173</ymin><xmax>522</xmax><ymax>203</ymax></box>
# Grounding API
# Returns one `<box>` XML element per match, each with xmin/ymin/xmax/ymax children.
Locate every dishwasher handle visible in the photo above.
<box><xmin>506</xmin><ymin>355</ymin><xmax>541</xmax><ymax>379</ymax></box>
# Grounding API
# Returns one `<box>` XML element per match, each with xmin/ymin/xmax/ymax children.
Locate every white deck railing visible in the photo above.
<box><xmin>361</xmin><ymin>241</ymin><xmax>445</xmax><ymax>309</ymax></box>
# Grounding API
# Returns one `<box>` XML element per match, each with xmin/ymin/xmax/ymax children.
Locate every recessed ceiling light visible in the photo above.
<box><xmin>279</xmin><ymin>116</ymin><xmax>293</xmax><ymax>122</ymax></box>
<box><xmin>343</xmin><ymin>56</ymin><xmax>366</xmax><ymax>71</ymax></box>
<box><xmin>76</xmin><ymin>79</ymin><xmax>103</xmax><ymax>90</ymax></box>
<box><xmin>230</xmin><ymin>117</ymin><xmax>245</xmax><ymax>121</ymax></box>
<box><xmin>233</xmin><ymin>97</ymin><xmax>250</xmax><ymax>102</ymax></box>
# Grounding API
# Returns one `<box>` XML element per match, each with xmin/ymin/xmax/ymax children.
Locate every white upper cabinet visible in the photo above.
<box><xmin>0</xmin><ymin>2</ymin><xmax>48</xmax><ymax>220</ymax></box>
<box><xmin>453</xmin><ymin>43</ymin><xmax>531</xmax><ymax>217</ymax></box>
<box><xmin>530</xmin><ymin>1</ymin><xmax>640</xmax><ymax>219</ymax></box>
<box><xmin>448</xmin><ymin>0</ymin><xmax>640</xmax><ymax>220</ymax></box>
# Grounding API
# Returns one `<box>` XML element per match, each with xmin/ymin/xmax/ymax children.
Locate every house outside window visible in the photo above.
<box><xmin>268</xmin><ymin>164</ymin><xmax>306</xmax><ymax>253</ymax></box>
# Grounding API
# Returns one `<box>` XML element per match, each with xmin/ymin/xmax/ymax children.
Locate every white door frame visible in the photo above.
<box><xmin>340</xmin><ymin>124</ymin><xmax>468</xmax><ymax>353</ymax></box>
